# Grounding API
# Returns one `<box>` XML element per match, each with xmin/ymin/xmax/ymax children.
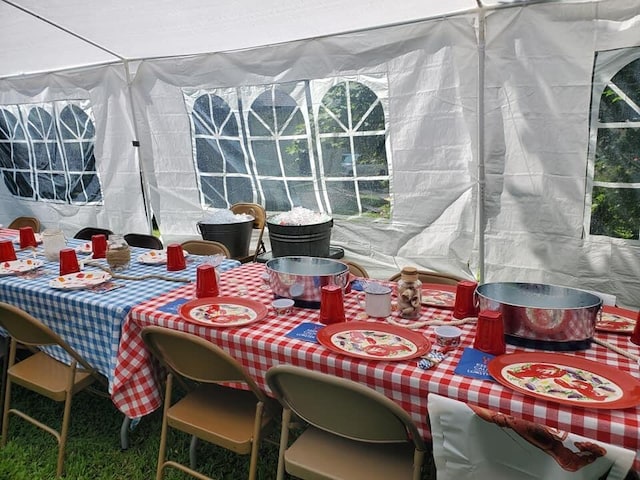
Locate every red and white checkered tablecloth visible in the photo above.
<box><xmin>115</xmin><ymin>263</ymin><xmax>640</xmax><ymax>467</ymax></box>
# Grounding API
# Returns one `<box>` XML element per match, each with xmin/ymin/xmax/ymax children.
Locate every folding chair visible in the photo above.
<box><xmin>0</xmin><ymin>302</ymin><xmax>108</xmax><ymax>477</ymax></box>
<box><xmin>124</xmin><ymin>233</ymin><xmax>164</xmax><ymax>250</ymax></box>
<box><xmin>266</xmin><ymin>364</ymin><xmax>427</xmax><ymax>480</ymax></box>
<box><xmin>180</xmin><ymin>239</ymin><xmax>230</xmax><ymax>257</ymax></box>
<box><xmin>141</xmin><ymin>326</ymin><xmax>276</xmax><ymax>480</ymax></box>
<box><xmin>229</xmin><ymin>203</ymin><xmax>267</xmax><ymax>263</ymax></box>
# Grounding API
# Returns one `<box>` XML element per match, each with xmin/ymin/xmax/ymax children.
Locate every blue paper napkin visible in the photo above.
<box><xmin>158</xmin><ymin>297</ymin><xmax>190</xmax><ymax>314</ymax></box>
<box><xmin>285</xmin><ymin>322</ymin><xmax>323</xmax><ymax>343</ymax></box>
<box><xmin>454</xmin><ymin>347</ymin><xmax>496</xmax><ymax>381</ymax></box>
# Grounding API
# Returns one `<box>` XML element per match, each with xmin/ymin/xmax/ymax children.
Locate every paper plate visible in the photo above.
<box><xmin>317</xmin><ymin>321</ymin><xmax>431</xmax><ymax>361</ymax></box>
<box><xmin>595</xmin><ymin>306</ymin><xmax>638</xmax><ymax>334</ymax></box>
<box><xmin>75</xmin><ymin>242</ymin><xmax>93</xmax><ymax>255</ymax></box>
<box><xmin>179</xmin><ymin>297</ymin><xmax>268</xmax><ymax>327</ymax></box>
<box><xmin>0</xmin><ymin>258</ymin><xmax>44</xmax><ymax>276</ymax></box>
<box><xmin>488</xmin><ymin>352</ymin><xmax>640</xmax><ymax>409</ymax></box>
<box><xmin>421</xmin><ymin>283</ymin><xmax>457</xmax><ymax>308</ymax></box>
<box><xmin>137</xmin><ymin>249</ymin><xmax>188</xmax><ymax>265</ymax></box>
<box><xmin>49</xmin><ymin>271</ymin><xmax>112</xmax><ymax>290</ymax></box>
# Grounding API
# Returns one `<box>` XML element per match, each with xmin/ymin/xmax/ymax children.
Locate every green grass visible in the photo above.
<box><xmin>0</xmin><ymin>385</ymin><xmax>436</xmax><ymax>479</ymax></box>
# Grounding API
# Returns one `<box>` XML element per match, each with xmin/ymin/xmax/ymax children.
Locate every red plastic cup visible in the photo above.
<box><xmin>473</xmin><ymin>310</ymin><xmax>506</xmax><ymax>355</ymax></box>
<box><xmin>196</xmin><ymin>264</ymin><xmax>219</xmax><ymax>298</ymax></box>
<box><xmin>453</xmin><ymin>280</ymin><xmax>479</xmax><ymax>319</ymax></box>
<box><xmin>91</xmin><ymin>234</ymin><xmax>107</xmax><ymax>259</ymax></box>
<box><xmin>59</xmin><ymin>248</ymin><xmax>81</xmax><ymax>276</ymax></box>
<box><xmin>630</xmin><ymin>310</ymin><xmax>640</xmax><ymax>346</ymax></box>
<box><xmin>0</xmin><ymin>240</ymin><xmax>17</xmax><ymax>262</ymax></box>
<box><xmin>319</xmin><ymin>285</ymin><xmax>346</xmax><ymax>325</ymax></box>
<box><xmin>166</xmin><ymin>243</ymin><xmax>186</xmax><ymax>271</ymax></box>
<box><xmin>19</xmin><ymin>226</ymin><xmax>37</xmax><ymax>249</ymax></box>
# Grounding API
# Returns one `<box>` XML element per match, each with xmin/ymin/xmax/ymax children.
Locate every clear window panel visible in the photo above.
<box><xmin>80</xmin><ymin>174</ymin><xmax>102</xmax><ymax>202</ymax></box>
<box><xmin>288</xmin><ymin>181</ymin><xmax>320</xmax><ymax>209</ymax></box>
<box><xmin>326</xmin><ymin>180</ymin><xmax>358</xmax><ymax>215</ymax></box>
<box><xmin>591</xmin><ymin>186</ymin><xmax>640</xmax><ymax>239</ymax></box>
<box><xmin>15</xmin><ymin>172</ymin><xmax>34</xmax><ymax>198</ymax></box>
<box><xmin>196</xmin><ymin>138</ymin><xmax>223</xmax><ymax>172</ymax></box>
<box><xmin>353</xmin><ymin>135</ymin><xmax>388</xmax><ymax>176</ymax></box>
<box><xmin>598</xmin><ymin>58</ymin><xmax>640</xmax><ymax>123</ymax></box>
<box><xmin>319</xmin><ymin>84</ymin><xmax>348</xmax><ymax>133</ymax></box>
<box><xmin>220</xmin><ymin>139</ymin><xmax>247</xmax><ymax>174</ymax></box>
<box><xmin>594</xmin><ymin>128</ymin><xmax>640</xmax><ymax>183</ymax></box>
<box><xmin>226</xmin><ymin>177</ymin><xmax>254</xmax><ymax>205</ymax></box>
<box><xmin>358</xmin><ymin>179</ymin><xmax>391</xmax><ymax>218</ymax></box>
<box><xmin>200</xmin><ymin>176</ymin><xmax>226</xmax><ymax>208</ymax></box>
<box><xmin>261</xmin><ymin>179</ymin><xmax>290</xmax><ymax>211</ymax></box>
<box><xmin>321</xmin><ymin>137</ymin><xmax>350</xmax><ymax>177</ymax></box>
<box><xmin>281</xmin><ymin>139</ymin><xmax>311</xmax><ymax>176</ymax></box>
<box><xmin>252</xmin><ymin>140</ymin><xmax>281</xmax><ymax>176</ymax></box>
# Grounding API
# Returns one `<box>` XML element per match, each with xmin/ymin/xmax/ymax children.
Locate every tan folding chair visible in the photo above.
<box><xmin>124</xmin><ymin>233</ymin><xmax>164</xmax><ymax>250</ymax></box>
<box><xmin>229</xmin><ymin>203</ymin><xmax>267</xmax><ymax>263</ymax></box>
<box><xmin>0</xmin><ymin>302</ymin><xmax>108</xmax><ymax>477</ymax></box>
<box><xmin>388</xmin><ymin>269</ymin><xmax>462</xmax><ymax>286</ymax></box>
<box><xmin>8</xmin><ymin>216</ymin><xmax>41</xmax><ymax>233</ymax></box>
<box><xmin>180</xmin><ymin>239</ymin><xmax>231</xmax><ymax>257</ymax></box>
<box><xmin>141</xmin><ymin>326</ymin><xmax>276</xmax><ymax>480</ymax></box>
<box><xmin>342</xmin><ymin>260</ymin><xmax>370</xmax><ymax>278</ymax></box>
<box><xmin>266</xmin><ymin>365</ymin><xmax>427</xmax><ymax>480</ymax></box>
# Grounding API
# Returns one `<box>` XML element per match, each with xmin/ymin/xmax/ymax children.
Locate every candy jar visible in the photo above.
<box><xmin>396</xmin><ymin>266</ymin><xmax>422</xmax><ymax>319</ymax></box>
<box><xmin>106</xmin><ymin>234</ymin><xmax>130</xmax><ymax>272</ymax></box>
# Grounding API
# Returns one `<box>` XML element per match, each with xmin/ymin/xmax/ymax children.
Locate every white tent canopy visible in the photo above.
<box><xmin>2</xmin><ymin>0</ymin><xmax>640</xmax><ymax>307</ymax></box>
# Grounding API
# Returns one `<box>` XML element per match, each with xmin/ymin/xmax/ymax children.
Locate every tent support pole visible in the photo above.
<box><xmin>476</xmin><ymin>4</ymin><xmax>486</xmax><ymax>283</ymax></box>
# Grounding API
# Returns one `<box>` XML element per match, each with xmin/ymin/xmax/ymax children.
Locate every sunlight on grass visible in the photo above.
<box><xmin>0</xmin><ymin>385</ymin><xmax>435</xmax><ymax>479</ymax></box>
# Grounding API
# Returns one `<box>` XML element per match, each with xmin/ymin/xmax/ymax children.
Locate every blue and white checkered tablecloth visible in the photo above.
<box><xmin>0</xmin><ymin>231</ymin><xmax>240</xmax><ymax>393</ymax></box>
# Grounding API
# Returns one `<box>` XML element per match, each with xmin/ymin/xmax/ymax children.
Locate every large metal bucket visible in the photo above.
<box><xmin>265</xmin><ymin>256</ymin><xmax>349</xmax><ymax>309</ymax></box>
<box><xmin>476</xmin><ymin>282</ymin><xmax>602</xmax><ymax>351</ymax></box>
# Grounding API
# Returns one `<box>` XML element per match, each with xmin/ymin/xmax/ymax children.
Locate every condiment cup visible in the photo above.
<box><xmin>272</xmin><ymin>298</ymin><xmax>295</xmax><ymax>315</ymax></box>
<box><xmin>434</xmin><ymin>325</ymin><xmax>462</xmax><ymax>349</ymax></box>
<box><xmin>0</xmin><ymin>240</ymin><xmax>17</xmax><ymax>262</ymax></box>
<box><xmin>19</xmin><ymin>226</ymin><xmax>37</xmax><ymax>249</ymax></box>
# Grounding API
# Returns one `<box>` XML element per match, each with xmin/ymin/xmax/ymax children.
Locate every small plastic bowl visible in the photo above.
<box><xmin>433</xmin><ymin>325</ymin><xmax>462</xmax><ymax>348</ymax></box>
<box><xmin>272</xmin><ymin>298</ymin><xmax>295</xmax><ymax>315</ymax></box>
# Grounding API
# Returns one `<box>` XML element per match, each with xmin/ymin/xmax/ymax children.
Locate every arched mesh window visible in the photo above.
<box><xmin>0</xmin><ymin>101</ymin><xmax>102</xmax><ymax>204</ymax></box>
<box><xmin>246</xmin><ymin>85</ymin><xmax>321</xmax><ymax>212</ymax></box>
<box><xmin>317</xmin><ymin>81</ymin><xmax>390</xmax><ymax>217</ymax></box>
<box><xmin>185</xmin><ymin>77</ymin><xmax>390</xmax><ymax>217</ymax></box>
<box><xmin>589</xmin><ymin>56</ymin><xmax>640</xmax><ymax>239</ymax></box>
<box><xmin>190</xmin><ymin>93</ymin><xmax>253</xmax><ymax>208</ymax></box>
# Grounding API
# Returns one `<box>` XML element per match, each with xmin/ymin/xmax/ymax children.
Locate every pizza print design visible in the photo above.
<box><xmin>502</xmin><ymin>362</ymin><xmax>623</xmax><ymax>403</ymax></box>
<box><xmin>421</xmin><ymin>289</ymin><xmax>455</xmax><ymax>307</ymax></box>
<box><xmin>596</xmin><ymin>311</ymin><xmax>635</xmax><ymax>334</ymax></box>
<box><xmin>330</xmin><ymin>329</ymin><xmax>419</xmax><ymax>359</ymax></box>
<box><xmin>0</xmin><ymin>259</ymin><xmax>44</xmax><ymax>276</ymax></box>
<box><xmin>187</xmin><ymin>303</ymin><xmax>258</xmax><ymax>326</ymax></box>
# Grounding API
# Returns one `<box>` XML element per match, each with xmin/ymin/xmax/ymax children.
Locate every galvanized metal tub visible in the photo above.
<box><xmin>265</xmin><ymin>256</ymin><xmax>349</xmax><ymax>309</ymax></box>
<box><xmin>476</xmin><ymin>282</ymin><xmax>603</xmax><ymax>351</ymax></box>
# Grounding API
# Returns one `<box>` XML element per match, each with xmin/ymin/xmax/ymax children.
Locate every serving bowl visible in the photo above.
<box><xmin>265</xmin><ymin>256</ymin><xmax>349</xmax><ymax>308</ymax></box>
<box><xmin>476</xmin><ymin>282</ymin><xmax>602</xmax><ymax>351</ymax></box>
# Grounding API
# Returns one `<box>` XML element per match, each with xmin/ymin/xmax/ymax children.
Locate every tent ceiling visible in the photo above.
<box><xmin>1</xmin><ymin>0</ymin><xmax>478</xmax><ymax>78</ymax></box>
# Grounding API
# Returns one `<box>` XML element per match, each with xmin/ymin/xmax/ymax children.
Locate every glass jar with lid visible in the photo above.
<box><xmin>396</xmin><ymin>266</ymin><xmax>422</xmax><ymax>319</ymax></box>
<box><xmin>106</xmin><ymin>234</ymin><xmax>130</xmax><ymax>272</ymax></box>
